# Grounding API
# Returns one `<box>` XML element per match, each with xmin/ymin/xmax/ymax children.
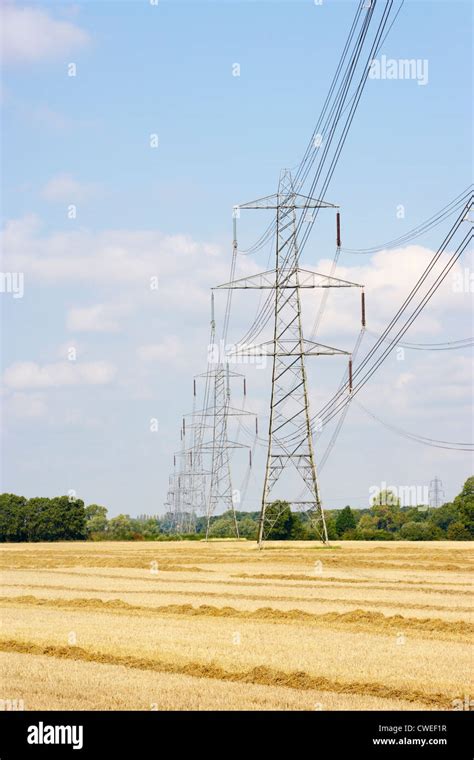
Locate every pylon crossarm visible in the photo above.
<box><xmin>195</xmin><ymin>368</ymin><xmax>246</xmax><ymax>379</ymax></box>
<box><xmin>226</xmin><ymin>338</ymin><xmax>350</xmax><ymax>357</ymax></box>
<box><xmin>200</xmin><ymin>442</ymin><xmax>249</xmax><ymax>450</ymax></box>
<box><xmin>215</xmin><ymin>267</ymin><xmax>363</xmax><ymax>290</ymax></box>
<box><xmin>237</xmin><ymin>193</ymin><xmax>338</xmax><ymax>210</ymax></box>
<box><xmin>295</xmin><ymin>268</ymin><xmax>362</xmax><ymax>288</ymax></box>
<box><xmin>215</xmin><ymin>269</ymin><xmax>277</xmax><ymax>290</ymax></box>
<box><xmin>186</xmin><ymin>407</ymin><xmax>254</xmax><ymax>418</ymax></box>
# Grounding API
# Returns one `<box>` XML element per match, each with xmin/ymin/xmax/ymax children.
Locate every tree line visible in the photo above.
<box><xmin>0</xmin><ymin>477</ymin><xmax>472</xmax><ymax>542</ymax></box>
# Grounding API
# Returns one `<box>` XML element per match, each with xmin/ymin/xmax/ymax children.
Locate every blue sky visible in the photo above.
<box><xmin>1</xmin><ymin>0</ymin><xmax>472</xmax><ymax>516</ymax></box>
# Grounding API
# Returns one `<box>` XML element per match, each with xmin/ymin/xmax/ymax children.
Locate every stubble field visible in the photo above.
<box><xmin>0</xmin><ymin>540</ymin><xmax>472</xmax><ymax>711</ymax></box>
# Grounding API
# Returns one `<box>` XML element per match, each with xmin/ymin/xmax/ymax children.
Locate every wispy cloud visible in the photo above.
<box><xmin>67</xmin><ymin>303</ymin><xmax>131</xmax><ymax>333</ymax></box>
<box><xmin>1</xmin><ymin>3</ymin><xmax>90</xmax><ymax>64</ymax></box>
<box><xmin>137</xmin><ymin>336</ymin><xmax>185</xmax><ymax>364</ymax></box>
<box><xmin>6</xmin><ymin>392</ymin><xmax>48</xmax><ymax>419</ymax></box>
<box><xmin>41</xmin><ymin>174</ymin><xmax>102</xmax><ymax>204</ymax></box>
<box><xmin>3</xmin><ymin>360</ymin><xmax>117</xmax><ymax>389</ymax></box>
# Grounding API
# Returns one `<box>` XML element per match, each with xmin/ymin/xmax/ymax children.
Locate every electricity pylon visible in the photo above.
<box><xmin>203</xmin><ymin>364</ymin><xmax>250</xmax><ymax>539</ymax></box>
<box><xmin>165</xmin><ymin>417</ymin><xmax>203</xmax><ymax>534</ymax></box>
<box><xmin>165</xmin><ymin>372</ymin><xmax>211</xmax><ymax>534</ymax></box>
<box><xmin>167</xmin><ymin>295</ymin><xmax>252</xmax><ymax>539</ymax></box>
<box><xmin>429</xmin><ymin>476</ymin><xmax>445</xmax><ymax>508</ymax></box>
<box><xmin>216</xmin><ymin>169</ymin><xmax>364</xmax><ymax>545</ymax></box>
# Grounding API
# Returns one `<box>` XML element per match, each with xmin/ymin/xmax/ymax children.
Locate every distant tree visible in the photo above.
<box><xmin>238</xmin><ymin>517</ymin><xmax>258</xmax><ymax>540</ymax></box>
<box><xmin>370</xmin><ymin>502</ymin><xmax>401</xmax><ymax>532</ymax></box>
<box><xmin>108</xmin><ymin>514</ymin><xmax>135</xmax><ymax>540</ymax></box>
<box><xmin>26</xmin><ymin>496</ymin><xmax>86</xmax><ymax>541</ymax></box>
<box><xmin>159</xmin><ymin>512</ymin><xmax>181</xmax><ymax>534</ymax></box>
<box><xmin>265</xmin><ymin>501</ymin><xmax>294</xmax><ymax>540</ymax></box>
<box><xmin>208</xmin><ymin>515</ymin><xmax>235</xmax><ymax>538</ymax></box>
<box><xmin>335</xmin><ymin>506</ymin><xmax>356</xmax><ymax>537</ymax></box>
<box><xmin>400</xmin><ymin>507</ymin><xmax>428</xmax><ymax>525</ymax></box>
<box><xmin>371</xmin><ymin>489</ymin><xmax>401</xmax><ymax>507</ymax></box>
<box><xmin>85</xmin><ymin>504</ymin><xmax>108</xmax><ymax>535</ymax></box>
<box><xmin>453</xmin><ymin>477</ymin><xmax>474</xmax><ymax>537</ymax></box>
<box><xmin>429</xmin><ymin>502</ymin><xmax>458</xmax><ymax>532</ymax></box>
<box><xmin>0</xmin><ymin>494</ymin><xmax>28</xmax><ymax>542</ymax></box>
<box><xmin>287</xmin><ymin>513</ymin><xmax>307</xmax><ymax>540</ymax></box>
<box><xmin>446</xmin><ymin>521</ymin><xmax>471</xmax><ymax>541</ymax></box>
<box><xmin>400</xmin><ymin>521</ymin><xmax>441</xmax><ymax>541</ymax></box>
<box><xmin>140</xmin><ymin>518</ymin><xmax>162</xmax><ymax>539</ymax></box>
<box><xmin>357</xmin><ymin>514</ymin><xmax>378</xmax><ymax>531</ymax></box>
<box><xmin>324</xmin><ymin>515</ymin><xmax>339</xmax><ymax>541</ymax></box>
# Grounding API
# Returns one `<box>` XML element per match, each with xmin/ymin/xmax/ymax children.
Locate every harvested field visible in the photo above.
<box><xmin>0</xmin><ymin>540</ymin><xmax>472</xmax><ymax>710</ymax></box>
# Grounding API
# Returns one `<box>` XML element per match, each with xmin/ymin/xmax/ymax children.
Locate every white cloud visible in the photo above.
<box><xmin>3</xmin><ymin>360</ymin><xmax>116</xmax><ymax>389</ymax></box>
<box><xmin>6</xmin><ymin>392</ymin><xmax>48</xmax><ymax>418</ymax></box>
<box><xmin>67</xmin><ymin>304</ymin><xmax>130</xmax><ymax>333</ymax></box>
<box><xmin>1</xmin><ymin>216</ymin><xmax>231</xmax><ymax>291</ymax></box>
<box><xmin>306</xmin><ymin>245</ymin><xmax>472</xmax><ymax>338</ymax></box>
<box><xmin>1</xmin><ymin>4</ymin><xmax>90</xmax><ymax>63</ymax></box>
<box><xmin>41</xmin><ymin>174</ymin><xmax>101</xmax><ymax>203</ymax></box>
<box><xmin>394</xmin><ymin>372</ymin><xmax>415</xmax><ymax>390</ymax></box>
<box><xmin>62</xmin><ymin>409</ymin><xmax>101</xmax><ymax>429</ymax></box>
<box><xmin>353</xmin><ymin>353</ymin><xmax>473</xmax><ymax>421</ymax></box>
<box><xmin>137</xmin><ymin>336</ymin><xmax>184</xmax><ymax>363</ymax></box>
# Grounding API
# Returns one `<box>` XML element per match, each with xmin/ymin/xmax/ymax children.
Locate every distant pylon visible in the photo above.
<box><xmin>168</xmin><ymin>294</ymin><xmax>253</xmax><ymax>539</ymax></box>
<box><xmin>164</xmin><ymin>418</ymin><xmax>201</xmax><ymax>534</ymax></box>
<box><xmin>193</xmin><ymin>362</ymin><xmax>253</xmax><ymax>539</ymax></box>
<box><xmin>429</xmin><ymin>476</ymin><xmax>445</xmax><ymax>508</ymax></box>
<box><xmin>216</xmin><ymin>169</ymin><xmax>364</xmax><ymax>545</ymax></box>
<box><xmin>206</xmin><ymin>364</ymin><xmax>243</xmax><ymax>539</ymax></box>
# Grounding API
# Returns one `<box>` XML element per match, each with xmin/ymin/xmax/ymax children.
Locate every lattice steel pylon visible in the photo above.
<box><xmin>170</xmin><ymin>295</ymin><xmax>253</xmax><ymax>540</ymax></box>
<box><xmin>186</xmin><ymin>365</ymin><xmax>252</xmax><ymax>539</ymax></box>
<box><xmin>216</xmin><ymin>169</ymin><xmax>364</xmax><ymax>545</ymax></box>
<box><xmin>429</xmin><ymin>476</ymin><xmax>445</xmax><ymax>508</ymax></box>
<box><xmin>206</xmin><ymin>365</ymin><xmax>239</xmax><ymax>539</ymax></box>
<box><xmin>164</xmin><ymin>419</ymin><xmax>202</xmax><ymax>534</ymax></box>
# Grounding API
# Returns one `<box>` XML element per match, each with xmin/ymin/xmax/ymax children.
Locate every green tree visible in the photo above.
<box><xmin>371</xmin><ymin>489</ymin><xmax>401</xmax><ymax>507</ymax></box>
<box><xmin>85</xmin><ymin>504</ymin><xmax>108</xmax><ymax>536</ymax></box>
<box><xmin>429</xmin><ymin>502</ymin><xmax>458</xmax><ymax>533</ymax></box>
<box><xmin>400</xmin><ymin>521</ymin><xmax>441</xmax><ymax>541</ymax></box>
<box><xmin>446</xmin><ymin>521</ymin><xmax>471</xmax><ymax>541</ymax></box>
<box><xmin>400</xmin><ymin>507</ymin><xmax>428</xmax><ymax>525</ymax></box>
<box><xmin>335</xmin><ymin>506</ymin><xmax>356</xmax><ymax>537</ymax></box>
<box><xmin>370</xmin><ymin>501</ymin><xmax>401</xmax><ymax>532</ymax></box>
<box><xmin>26</xmin><ymin>496</ymin><xmax>86</xmax><ymax>541</ymax></box>
<box><xmin>453</xmin><ymin>476</ymin><xmax>474</xmax><ymax>537</ymax></box>
<box><xmin>140</xmin><ymin>518</ymin><xmax>161</xmax><ymax>539</ymax></box>
<box><xmin>357</xmin><ymin>513</ymin><xmax>378</xmax><ymax>531</ymax></box>
<box><xmin>0</xmin><ymin>493</ymin><xmax>28</xmax><ymax>542</ymax></box>
<box><xmin>208</xmin><ymin>515</ymin><xmax>235</xmax><ymax>538</ymax></box>
<box><xmin>108</xmin><ymin>514</ymin><xmax>135</xmax><ymax>540</ymax></box>
<box><xmin>324</xmin><ymin>515</ymin><xmax>339</xmax><ymax>541</ymax></box>
<box><xmin>238</xmin><ymin>517</ymin><xmax>258</xmax><ymax>539</ymax></box>
<box><xmin>265</xmin><ymin>501</ymin><xmax>294</xmax><ymax>540</ymax></box>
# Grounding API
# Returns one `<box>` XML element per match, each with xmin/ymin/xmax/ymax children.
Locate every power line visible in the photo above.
<box><xmin>355</xmin><ymin>400</ymin><xmax>473</xmax><ymax>452</ymax></box>
<box><xmin>365</xmin><ymin>329</ymin><xmax>474</xmax><ymax>351</ymax></box>
<box><xmin>233</xmin><ymin>1</ymin><xmax>399</xmax><ymax>351</ymax></box>
<box><xmin>277</xmin><ymin>202</ymin><xmax>472</xmax><ymax>447</ymax></box>
<box><xmin>342</xmin><ymin>186</ymin><xmax>473</xmax><ymax>254</ymax></box>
